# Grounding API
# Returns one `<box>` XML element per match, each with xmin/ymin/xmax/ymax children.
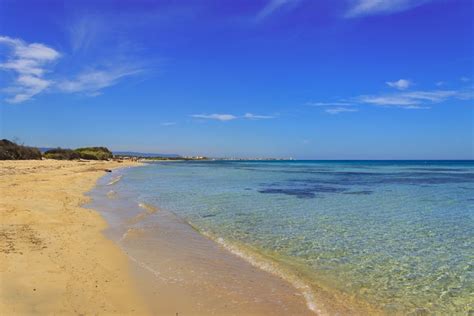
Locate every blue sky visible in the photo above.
<box><xmin>0</xmin><ymin>0</ymin><xmax>472</xmax><ymax>159</ymax></box>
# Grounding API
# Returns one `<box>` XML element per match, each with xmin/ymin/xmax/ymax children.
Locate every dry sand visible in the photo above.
<box><xmin>0</xmin><ymin>160</ymin><xmax>148</xmax><ymax>315</ymax></box>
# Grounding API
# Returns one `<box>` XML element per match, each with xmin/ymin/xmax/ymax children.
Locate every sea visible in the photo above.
<box><xmin>89</xmin><ymin>160</ymin><xmax>474</xmax><ymax>314</ymax></box>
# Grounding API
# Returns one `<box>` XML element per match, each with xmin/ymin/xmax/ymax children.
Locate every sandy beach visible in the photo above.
<box><xmin>0</xmin><ymin>160</ymin><xmax>314</xmax><ymax>315</ymax></box>
<box><xmin>0</xmin><ymin>160</ymin><xmax>148</xmax><ymax>314</ymax></box>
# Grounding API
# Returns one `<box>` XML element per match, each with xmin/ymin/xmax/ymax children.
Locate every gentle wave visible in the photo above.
<box><xmin>107</xmin><ymin>175</ymin><xmax>123</xmax><ymax>185</ymax></box>
<box><xmin>138</xmin><ymin>202</ymin><xmax>159</xmax><ymax>214</ymax></box>
<box><xmin>120</xmin><ymin>227</ymin><xmax>146</xmax><ymax>241</ymax></box>
<box><xmin>127</xmin><ymin>202</ymin><xmax>159</xmax><ymax>225</ymax></box>
<box><xmin>117</xmin><ymin>201</ymin><xmax>323</xmax><ymax>314</ymax></box>
<box><xmin>192</xmin><ymin>226</ymin><xmax>323</xmax><ymax>315</ymax></box>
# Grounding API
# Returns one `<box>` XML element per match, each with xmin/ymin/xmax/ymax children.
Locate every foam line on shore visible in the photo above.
<box><xmin>126</xmin><ymin>203</ymin><xmax>159</xmax><ymax>225</ymax></box>
<box><xmin>194</xmin><ymin>228</ymin><xmax>324</xmax><ymax>315</ymax></box>
<box><xmin>138</xmin><ymin>202</ymin><xmax>159</xmax><ymax>214</ymax></box>
<box><xmin>107</xmin><ymin>175</ymin><xmax>123</xmax><ymax>186</ymax></box>
<box><xmin>118</xmin><ymin>199</ymin><xmax>321</xmax><ymax>314</ymax></box>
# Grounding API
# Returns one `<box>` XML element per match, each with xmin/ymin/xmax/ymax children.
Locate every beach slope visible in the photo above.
<box><xmin>0</xmin><ymin>160</ymin><xmax>148</xmax><ymax>314</ymax></box>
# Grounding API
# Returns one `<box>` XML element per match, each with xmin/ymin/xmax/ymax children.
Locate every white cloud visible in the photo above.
<box><xmin>57</xmin><ymin>67</ymin><xmax>141</xmax><ymax>96</ymax></box>
<box><xmin>357</xmin><ymin>89</ymin><xmax>471</xmax><ymax>108</ymax></box>
<box><xmin>435</xmin><ymin>81</ymin><xmax>445</xmax><ymax>87</ymax></box>
<box><xmin>460</xmin><ymin>76</ymin><xmax>470</xmax><ymax>82</ymax></box>
<box><xmin>306</xmin><ymin>101</ymin><xmax>353</xmax><ymax>107</ymax></box>
<box><xmin>191</xmin><ymin>113</ymin><xmax>276</xmax><ymax>121</ymax></box>
<box><xmin>358</xmin><ymin>95</ymin><xmax>418</xmax><ymax>106</ymax></box>
<box><xmin>2</xmin><ymin>58</ymin><xmax>46</xmax><ymax>76</ymax></box>
<box><xmin>16</xmin><ymin>43</ymin><xmax>59</xmax><ymax>61</ymax></box>
<box><xmin>191</xmin><ymin>114</ymin><xmax>238</xmax><ymax>121</ymax></box>
<box><xmin>312</xmin><ymin>84</ymin><xmax>473</xmax><ymax>112</ymax></box>
<box><xmin>306</xmin><ymin>101</ymin><xmax>358</xmax><ymax>113</ymax></box>
<box><xmin>243</xmin><ymin>113</ymin><xmax>275</xmax><ymax>119</ymax></box>
<box><xmin>386</xmin><ymin>79</ymin><xmax>411</xmax><ymax>90</ymax></box>
<box><xmin>1</xmin><ymin>34</ymin><xmax>146</xmax><ymax>103</ymax></box>
<box><xmin>404</xmin><ymin>90</ymin><xmax>460</xmax><ymax>102</ymax></box>
<box><xmin>401</xmin><ymin>105</ymin><xmax>431</xmax><ymax>109</ymax></box>
<box><xmin>325</xmin><ymin>107</ymin><xmax>358</xmax><ymax>114</ymax></box>
<box><xmin>0</xmin><ymin>36</ymin><xmax>60</xmax><ymax>103</ymax></box>
<box><xmin>345</xmin><ymin>0</ymin><xmax>431</xmax><ymax>17</ymax></box>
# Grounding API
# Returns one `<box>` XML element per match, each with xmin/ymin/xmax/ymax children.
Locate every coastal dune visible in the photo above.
<box><xmin>0</xmin><ymin>160</ymin><xmax>148</xmax><ymax>314</ymax></box>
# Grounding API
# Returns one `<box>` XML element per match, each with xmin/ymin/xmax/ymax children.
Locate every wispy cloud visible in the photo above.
<box><xmin>310</xmin><ymin>83</ymin><xmax>473</xmax><ymax>112</ymax></box>
<box><xmin>345</xmin><ymin>0</ymin><xmax>431</xmax><ymax>18</ymax></box>
<box><xmin>256</xmin><ymin>0</ymin><xmax>294</xmax><ymax>21</ymax></box>
<box><xmin>192</xmin><ymin>114</ymin><xmax>238</xmax><ymax>121</ymax></box>
<box><xmin>69</xmin><ymin>16</ymin><xmax>103</xmax><ymax>53</ymax></box>
<box><xmin>325</xmin><ymin>107</ymin><xmax>358</xmax><ymax>114</ymax></box>
<box><xmin>62</xmin><ymin>17</ymin><xmax>145</xmax><ymax>96</ymax></box>
<box><xmin>1</xmin><ymin>34</ymin><xmax>147</xmax><ymax>103</ymax></box>
<box><xmin>306</xmin><ymin>101</ymin><xmax>353</xmax><ymax>107</ymax></box>
<box><xmin>191</xmin><ymin>113</ymin><xmax>276</xmax><ymax>121</ymax></box>
<box><xmin>57</xmin><ymin>67</ymin><xmax>142</xmax><ymax>96</ymax></box>
<box><xmin>243</xmin><ymin>113</ymin><xmax>275</xmax><ymax>119</ymax></box>
<box><xmin>386</xmin><ymin>79</ymin><xmax>411</xmax><ymax>90</ymax></box>
<box><xmin>306</xmin><ymin>101</ymin><xmax>357</xmax><ymax>114</ymax></box>
<box><xmin>357</xmin><ymin>89</ymin><xmax>470</xmax><ymax>108</ymax></box>
<box><xmin>0</xmin><ymin>36</ymin><xmax>60</xmax><ymax>103</ymax></box>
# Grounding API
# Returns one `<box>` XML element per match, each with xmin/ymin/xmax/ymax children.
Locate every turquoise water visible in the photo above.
<box><xmin>108</xmin><ymin>161</ymin><xmax>473</xmax><ymax>314</ymax></box>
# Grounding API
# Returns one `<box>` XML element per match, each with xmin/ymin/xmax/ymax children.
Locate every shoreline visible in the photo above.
<box><xmin>0</xmin><ymin>160</ymin><xmax>148</xmax><ymax>314</ymax></box>
<box><xmin>89</xmin><ymin>165</ymin><xmax>317</xmax><ymax>315</ymax></box>
<box><xmin>89</xmin><ymin>163</ymin><xmax>386</xmax><ymax>315</ymax></box>
<box><xmin>194</xmin><ymin>227</ymin><xmax>382</xmax><ymax>315</ymax></box>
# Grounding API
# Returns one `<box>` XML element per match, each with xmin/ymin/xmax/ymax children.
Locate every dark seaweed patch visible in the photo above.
<box><xmin>287</xmin><ymin>171</ymin><xmax>474</xmax><ymax>186</ymax></box>
<box><xmin>258</xmin><ymin>170</ymin><xmax>474</xmax><ymax>200</ymax></box>
<box><xmin>258</xmin><ymin>185</ymin><xmax>347</xmax><ymax>199</ymax></box>
<box><xmin>202</xmin><ymin>214</ymin><xmax>217</xmax><ymax>218</ymax></box>
<box><xmin>258</xmin><ymin>188</ymin><xmax>316</xmax><ymax>198</ymax></box>
<box><xmin>343</xmin><ymin>190</ymin><xmax>373</xmax><ymax>195</ymax></box>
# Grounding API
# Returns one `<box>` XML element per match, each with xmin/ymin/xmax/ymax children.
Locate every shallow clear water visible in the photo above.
<box><xmin>108</xmin><ymin>161</ymin><xmax>474</xmax><ymax>314</ymax></box>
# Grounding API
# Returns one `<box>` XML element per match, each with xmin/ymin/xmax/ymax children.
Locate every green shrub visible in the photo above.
<box><xmin>43</xmin><ymin>148</ymin><xmax>81</xmax><ymax>160</ymax></box>
<box><xmin>0</xmin><ymin>139</ymin><xmax>42</xmax><ymax>160</ymax></box>
<box><xmin>0</xmin><ymin>141</ymin><xmax>114</xmax><ymax>161</ymax></box>
<box><xmin>74</xmin><ymin>147</ymin><xmax>113</xmax><ymax>160</ymax></box>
